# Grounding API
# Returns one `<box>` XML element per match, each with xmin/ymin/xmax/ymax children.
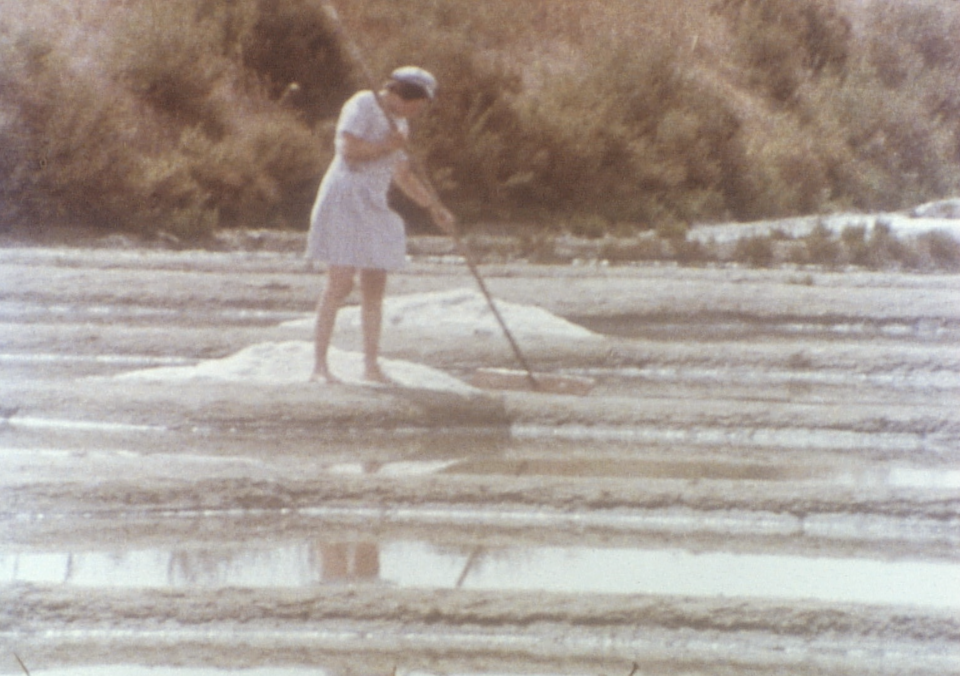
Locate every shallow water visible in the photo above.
<box><xmin>0</xmin><ymin>300</ymin><xmax>300</xmax><ymax>326</ymax></box>
<box><xmin>0</xmin><ymin>353</ymin><xmax>195</xmax><ymax>367</ymax></box>
<box><xmin>326</xmin><ymin>457</ymin><xmax>960</xmax><ymax>488</ymax></box>
<box><xmin>24</xmin><ymin>668</ymin><xmax>571</xmax><ymax>676</ymax></box>
<box><xmin>5</xmin><ymin>539</ymin><xmax>958</xmax><ymax>609</ymax></box>
<box><xmin>5</xmin><ymin>417</ymin><xmax>165</xmax><ymax>434</ymax></box>
<box><xmin>22</xmin><ymin>669</ymin><xmax>320</xmax><ymax>676</ymax></box>
<box><xmin>6</xmin><ymin>444</ymin><xmax>956</xmax><ymax>489</ymax></box>
<box><xmin>581</xmin><ymin>364</ymin><xmax>960</xmax><ymax>391</ymax></box>
<box><xmin>570</xmin><ymin>316</ymin><xmax>960</xmax><ymax>342</ymax></box>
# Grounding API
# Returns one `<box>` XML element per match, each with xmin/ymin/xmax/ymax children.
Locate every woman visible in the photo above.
<box><xmin>307</xmin><ymin>66</ymin><xmax>455</xmax><ymax>384</ymax></box>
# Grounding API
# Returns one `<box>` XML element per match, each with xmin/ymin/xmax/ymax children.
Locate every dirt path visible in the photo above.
<box><xmin>1</xmin><ymin>244</ymin><xmax>959</xmax><ymax>675</ymax></box>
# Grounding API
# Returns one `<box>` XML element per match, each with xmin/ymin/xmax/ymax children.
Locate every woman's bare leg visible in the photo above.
<box><xmin>311</xmin><ymin>266</ymin><xmax>355</xmax><ymax>382</ymax></box>
<box><xmin>359</xmin><ymin>268</ymin><xmax>389</xmax><ymax>383</ymax></box>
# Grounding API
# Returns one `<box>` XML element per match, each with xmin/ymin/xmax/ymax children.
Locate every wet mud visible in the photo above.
<box><xmin>1</xmin><ymin>244</ymin><xmax>959</xmax><ymax>675</ymax></box>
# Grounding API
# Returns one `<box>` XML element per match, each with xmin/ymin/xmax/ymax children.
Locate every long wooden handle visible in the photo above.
<box><xmin>454</xmin><ymin>236</ymin><xmax>539</xmax><ymax>388</ymax></box>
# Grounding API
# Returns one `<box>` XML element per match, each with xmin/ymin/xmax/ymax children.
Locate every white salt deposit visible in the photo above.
<box><xmin>911</xmin><ymin>198</ymin><xmax>960</xmax><ymax>219</ymax></box>
<box><xmin>115</xmin><ymin>342</ymin><xmax>479</xmax><ymax>395</ymax></box>
<box><xmin>690</xmin><ymin>203</ymin><xmax>960</xmax><ymax>244</ymax></box>
<box><xmin>283</xmin><ymin>289</ymin><xmax>598</xmax><ymax>340</ymax></box>
<box><xmin>115</xmin><ymin>292</ymin><xmax>595</xmax><ymax>393</ymax></box>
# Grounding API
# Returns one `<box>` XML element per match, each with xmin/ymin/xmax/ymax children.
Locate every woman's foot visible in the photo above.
<box><xmin>363</xmin><ymin>364</ymin><xmax>392</xmax><ymax>385</ymax></box>
<box><xmin>309</xmin><ymin>367</ymin><xmax>341</xmax><ymax>385</ymax></box>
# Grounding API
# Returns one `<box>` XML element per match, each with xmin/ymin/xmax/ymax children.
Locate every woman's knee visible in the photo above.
<box><xmin>359</xmin><ymin>269</ymin><xmax>387</xmax><ymax>301</ymax></box>
<box><xmin>325</xmin><ymin>267</ymin><xmax>356</xmax><ymax>301</ymax></box>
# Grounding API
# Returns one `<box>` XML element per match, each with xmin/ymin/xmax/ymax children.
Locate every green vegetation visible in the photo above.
<box><xmin>1</xmin><ymin>0</ymin><xmax>959</xmax><ymax>249</ymax></box>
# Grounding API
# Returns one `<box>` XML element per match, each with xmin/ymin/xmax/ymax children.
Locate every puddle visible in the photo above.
<box><xmin>5</xmin><ymin>417</ymin><xmax>165</xmax><ymax>434</ymax></box>
<box><xmin>572</xmin><ymin>316</ymin><xmax>958</xmax><ymax>342</ymax></box>
<box><xmin>324</xmin><ymin>460</ymin><xmax>462</xmax><ymax>476</ymax></box>
<box><xmin>26</xmin><ymin>669</ymin><xmax>325</xmax><ymax>676</ymax></box>
<box><xmin>292</xmin><ymin>458</ymin><xmax>960</xmax><ymax>489</ymax></box>
<box><xmin>289</xmin><ymin>445</ymin><xmax>947</xmax><ymax>486</ymax></box>
<box><xmin>0</xmin><ymin>353</ymin><xmax>195</xmax><ymax>367</ymax></box>
<box><xmin>581</xmin><ymin>365</ymin><xmax>960</xmax><ymax>391</ymax></box>
<box><xmin>443</xmin><ymin>457</ymin><xmax>825</xmax><ymax>482</ymax></box>
<box><xmin>0</xmin><ymin>301</ymin><xmax>300</xmax><ymax>326</ymax></box>
<box><xmin>439</xmin><ymin>456</ymin><xmax>959</xmax><ymax>489</ymax></box>
<box><xmin>514</xmin><ymin>423</ymin><xmax>929</xmax><ymax>453</ymax></box>
<box><xmin>4</xmin><ymin>540</ymin><xmax>958</xmax><ymax>609</ymax></box>
<box><xmin>27</xmin><ymin>669</ymin><xmax>571</xmax><ymax>676</ymax></box>
<box><xmin>881</xmin><ymin>467</ymin><xmax>960</xmax><ymax>489</ymax></box>
<box><xmin>454</xmin><ymin>545</ymin><xmax>960</xmax><ymax>609</ymax></box>
<box><xmin>6</xmin><ymin>446</ymin><xmax>954</xmax><ymax>490</ymax></box>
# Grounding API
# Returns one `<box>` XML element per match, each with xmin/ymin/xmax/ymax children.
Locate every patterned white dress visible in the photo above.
<box><xmin>306</xmin><ymin>91</ymin><xmax>408</xmax><ymax>270</ymax></box>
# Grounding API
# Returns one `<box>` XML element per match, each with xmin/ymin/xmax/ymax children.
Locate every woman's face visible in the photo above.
<box><xmin>386</xmin><ymin>92</ymin><xmax>430</xmax><ymax>119</ymax></box>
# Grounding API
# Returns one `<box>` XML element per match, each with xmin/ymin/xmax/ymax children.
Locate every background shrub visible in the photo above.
<box><xmin>0</xmin><ymin>29</ymin><xmax>150</xmax><ymax>233</ymax></box>
<box><xmin>241</xmin><ymin>0</ymin><xmax>358</xmax><ymax>122</ymax></box>
<box><xmin>0</xmin><ymin>0</ymin><xmax>333</xmax><ymax>240</ymax></box>
<box><xmin>803</xmin><ymin>222</ymin><xmax>843</xmax><ymax>267</ymax></box>
<box><xmin>734</xmin><ymin>235</ymin><xmax>776</xmax><ymax>268</ymax></box>
<box><xmin>1</xmin><ymin>0</ymin><xmax>958</xmax><ymax>241</ymax></box>
<box><xmin>917</xmin><ymin>231</ymin><xmax>960</xmax><ymax>271</ymax></box>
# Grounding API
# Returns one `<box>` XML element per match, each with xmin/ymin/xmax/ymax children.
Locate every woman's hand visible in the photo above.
<box><xmin>393</xmin><ymin>161</ymin><xmax>456</xmax><ymax>234</ymax></box>
<box><xmin>428</xmin><ymin>203</ymin><xmax>457</xmax><ymax>235</ymax></box>
<box><xmin>380</xmin><ymin>129</ymin><xmax>408</xmax><ymax>155</ymax></box>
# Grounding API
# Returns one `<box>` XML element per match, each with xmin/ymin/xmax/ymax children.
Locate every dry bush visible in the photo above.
<box><xmin>862</xmin><ymin>220</ymin><xmax>916</xmax><ymax>270</ymax></box>
<box><xmin>916</xmin><ymin>231</ymin><xmax>960</xmax><ymax>271</ymax></box>
<box><xmin>833</xmin><ymin>223</ymin><xmax>960</xmax><ymax>272</ymax></box>
<box><xmin>803</xmin><ymin>222</ymin><xmax>843</xmax><ymax>267</ymax></box>
<box><xmin>241</xmin><ymin>0</ymin><xmax>357</xmax><ymax>121</ymax></box>
<box><xmin>110</xmin><ymin>3</ymin><xmax>235</xmax><ymax>139</ymax></box>
<box><xmin>721</xmin><ymin>0</ymin><xmax>851</xmax><ymax>102</ymax></box>
<box><xmin>794</xmin><ymin>0</ymin><xmax>960</xmax><ymax>213</ymax></box>
<box><xmin>2</xmin><ymin>0</ymin><xmax>959</xmax><ymax>240</ymax></box>
<box><xmin>734</xmin><ymin>235</ymin><xmax>776</xmax><ymax>268</ymax></box>
<box><xmin>0</xmin><ymin>27</ymin><xmax>150</xmax><ymax>233</ymax></box>
<box><xmin>0</xmin><ymin>0</ymin><xmax>333</xmax><ymax>239</ymax></box>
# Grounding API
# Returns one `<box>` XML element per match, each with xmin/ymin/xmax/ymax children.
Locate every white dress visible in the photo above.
<box><xmin>306</xmin><ymin>91</ymin><xmax>408</xmax><ymax>270</ymax></box>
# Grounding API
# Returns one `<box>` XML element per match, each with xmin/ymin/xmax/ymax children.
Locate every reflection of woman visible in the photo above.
<box><xmin>307</xmin><ymin>66</ymin><xmax>455</xmax><ymax>384</ymax></box>
<box><xmin>315</xmin><ymin>462</ymin><xmax>382</xmax><ymax>583</ymax></box>
<box><xmin>319</xmin><ymin>541</ymin><xmax>380</xmax><ymax>582</ymax></box>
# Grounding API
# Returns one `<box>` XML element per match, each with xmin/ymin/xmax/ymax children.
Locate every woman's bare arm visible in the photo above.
<box><xmin>341</xmin><ymin>130</ymin><xmax>406</xmax><ymax>164</ymax></box>
<box><xmin>393</xmin><ymin>160</ymin><xmax>456</xmax><ymax>234</ymax></box>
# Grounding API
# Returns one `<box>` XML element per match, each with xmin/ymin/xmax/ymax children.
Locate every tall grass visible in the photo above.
<box><xmin>0</xmin><ymin>0</ymin><xmax>958</xmax><ymax>241</ymax></box>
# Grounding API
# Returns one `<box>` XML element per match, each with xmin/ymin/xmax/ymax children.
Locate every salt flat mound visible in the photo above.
<box><xmin>911</xmin><ymin>198</ymin><xmax>960</xmax><ymax>220</ymax></box>
<box><xmin>114</xmin><ymin>291</ymin><xmax>596</xmax><ymax>394</ymax></box>
<box><xmin>691</xmin><ymin>200</ymin><xmax>960</xmax><ymax>244</ymax></box>
<box><xmin>284</xmin><ymin>289</ymin><xmax>598</xmax><ymax>340</ymax></box>
<box><xmin>115</xmin><ymin>341</ymin><xmax>478</xmax><ymax>395</ymax></box>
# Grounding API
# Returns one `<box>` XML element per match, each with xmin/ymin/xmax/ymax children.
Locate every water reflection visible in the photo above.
<box><xmin>444</xmin><ymin>457</ymin><xmax>822</xmax><ymax>482</ymax></box>
<box><xmin>4</xmin><ymin>540</ymin><xmax>958</xmax><ymax>609</ymax></box>
<box><xmin>313</xmin><ymin>461</ymin><xmax>382</xmax><ymax>584</ymax></box>
<box><xmin>2</xmin><ymin>542</ymin><xmax>380</xmax><ymax>588</ymax></box>
<box><xmin>26</xmin><ymin>669</ymin><xmax>329</xmax><ymax>676</ymax></box>
<box><xmin>316</xmin><ymin>541</ymin><xmax>380</xmax><ymax>582</ymax></box>
<box><xmin>441</xmin><ymin>457</ymin><xmax>960</xmax><ymax>489</ymax></box>
<box><xmin>26</xmin><ymin>668</ymin><xmax>579</xmax><ymax>676</ymax></box>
